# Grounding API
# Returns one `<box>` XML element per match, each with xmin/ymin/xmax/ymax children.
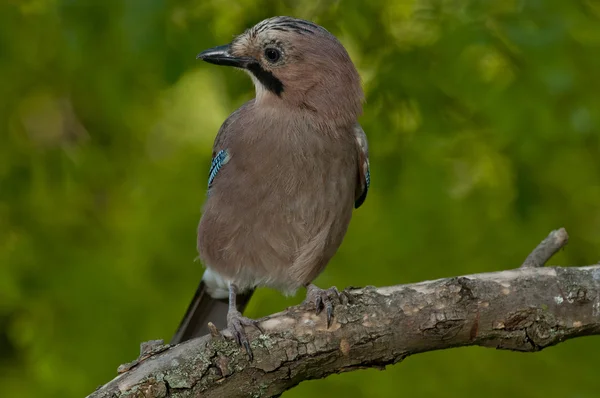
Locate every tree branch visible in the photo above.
<box><xmin>521</xmin><ymin>228</ymin><xmax>569</xmax><ymax>268</ymax></box>
<box><xmin>88</xmin><ymin>231</ymin><xmax>600</xmax><ymax>398</ymax></box>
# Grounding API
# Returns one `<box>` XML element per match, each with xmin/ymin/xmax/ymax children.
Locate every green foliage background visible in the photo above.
<box><xmin>2</xmin><ymin>0</ymin><xmax>600</xmax><ymax>397</ymax></box>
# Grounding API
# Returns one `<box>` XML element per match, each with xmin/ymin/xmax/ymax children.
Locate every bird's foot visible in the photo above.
<box><xmin>303</xmin><ymin>284</ymin><xmax>340</xmax><ymax>328</ymax></box>
<box><xmin>226</xmin><ymin>310</ymin><xmax>263</xmax><ymax>361</ymax></box>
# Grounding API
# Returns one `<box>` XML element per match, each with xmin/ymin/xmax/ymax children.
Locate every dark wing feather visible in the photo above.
<box><xmin>353</xmin><ymin>124</ymin><xmax>370</xmax><ymax>209</ymax></box>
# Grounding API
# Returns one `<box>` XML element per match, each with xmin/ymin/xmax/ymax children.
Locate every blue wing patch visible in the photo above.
<box><xmin>208</xmin><ymin>149</ymin><xmax>230</xmax><ymax>190</ymax></box>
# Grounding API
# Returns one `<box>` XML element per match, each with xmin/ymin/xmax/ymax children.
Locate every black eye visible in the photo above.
<box><xmin>264</xmin><ymin>48</ymin><xmax>281</xmax><ymax>63</ymax></box>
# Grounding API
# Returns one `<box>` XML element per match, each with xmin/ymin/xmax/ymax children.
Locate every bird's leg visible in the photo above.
<box><xmin>303</xmin><ymin>284</ymin><xmax>340</xmax><ymax>328</ymax></box>
<box><xmin>226</xmin><ymin>283</ymin><xmax>263</xmax><ymax>360</ymax></box>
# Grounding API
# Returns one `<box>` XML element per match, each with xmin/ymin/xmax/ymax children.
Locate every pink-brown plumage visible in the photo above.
<box><xmin>198</xmin><ymin>101</ymin><xmax>359</xmax><ymax>294</ymax></box>
<box><xmin>172</xmin><ymin>17</ymin><xmax>370</xmax><ymax>356</ymax></box>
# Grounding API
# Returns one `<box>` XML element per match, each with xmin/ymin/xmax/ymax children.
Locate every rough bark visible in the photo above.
<box><xmin>88</xmin><ymin>231</ymin><xmax>600</xmax><ymax>398</ymax></box>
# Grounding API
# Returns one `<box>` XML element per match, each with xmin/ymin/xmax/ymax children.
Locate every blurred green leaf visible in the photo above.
<box><xmin>1</xmin><ymin>1</ymin><xmax>599</xmax><ymax>397</ymax></box>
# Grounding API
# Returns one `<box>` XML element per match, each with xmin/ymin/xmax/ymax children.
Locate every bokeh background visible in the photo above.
<box><xmin>2</xmin><ymin>0</ymin><xmax>600</xmax><ymax>397</ymax></box>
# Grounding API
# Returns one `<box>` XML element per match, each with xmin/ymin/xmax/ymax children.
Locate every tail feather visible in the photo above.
<box><xmin>171</xmin><ymin>280</ymin><xmax>254</xmax><ymax>345</ymax></box>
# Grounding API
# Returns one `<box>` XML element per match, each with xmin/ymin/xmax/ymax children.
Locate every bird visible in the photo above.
<box><xmin>171</xmin><ymin>16</ymin><xmax>370</xmax><ymax>359</ymax></box>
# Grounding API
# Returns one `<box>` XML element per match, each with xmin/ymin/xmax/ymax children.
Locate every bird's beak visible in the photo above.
<box><xmin>196</xmin><ymin>44</ymin><xmax>249</xmax><ymax>68</ymax></box>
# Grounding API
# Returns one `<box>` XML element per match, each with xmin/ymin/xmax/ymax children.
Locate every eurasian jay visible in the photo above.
<box><xmin>171</xmin><ymin>16</ymin><xmax>370</xmax><ymax>359</ymax></box>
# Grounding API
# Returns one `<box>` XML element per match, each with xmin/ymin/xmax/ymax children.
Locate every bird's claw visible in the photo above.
<box><xmin>304</xmin><ymin>284</ymin><xmax>340</xmax><ymax>328</ymax></box>
<box><xmin>226</xmin><ymin>310</ymin><xmax>263</xmax><ymax>361</ymax></box>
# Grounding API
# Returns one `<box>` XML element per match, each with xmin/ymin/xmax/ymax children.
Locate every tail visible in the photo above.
<box><xmin>171</xmin><ymin>280</ymin><xmax>254</xmax><ymax>345</ymax></box>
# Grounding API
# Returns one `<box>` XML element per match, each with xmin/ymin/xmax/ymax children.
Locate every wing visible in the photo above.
<box><xmin>353</xmin><ymin>123</ymin><xmax>370</xmax><ymax>209</ymax></box>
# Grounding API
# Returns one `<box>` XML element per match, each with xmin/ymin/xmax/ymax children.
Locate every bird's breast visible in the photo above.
<box><xmin>197</xmin><ymin>115</ymin><xmax>357</xmax><ymax>291</ymax></box>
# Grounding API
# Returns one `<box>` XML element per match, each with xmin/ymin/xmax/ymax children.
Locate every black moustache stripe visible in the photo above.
<box><xmin>246</xmin><ymin>62</ymin><xmax>284</xmax><ymax>96</ymax></box>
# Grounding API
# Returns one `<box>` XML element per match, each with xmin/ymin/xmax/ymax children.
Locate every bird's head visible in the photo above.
<box><xmin>197</xmin><ymin>16</ymin><xmax>363</xmax><ymax>125</ymax></box>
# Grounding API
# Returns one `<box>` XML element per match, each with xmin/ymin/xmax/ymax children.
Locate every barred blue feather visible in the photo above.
<box><xmin>208</xmin><ymin>149</ymin><xmax>229</xmax><ymax>189</ymax></box>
